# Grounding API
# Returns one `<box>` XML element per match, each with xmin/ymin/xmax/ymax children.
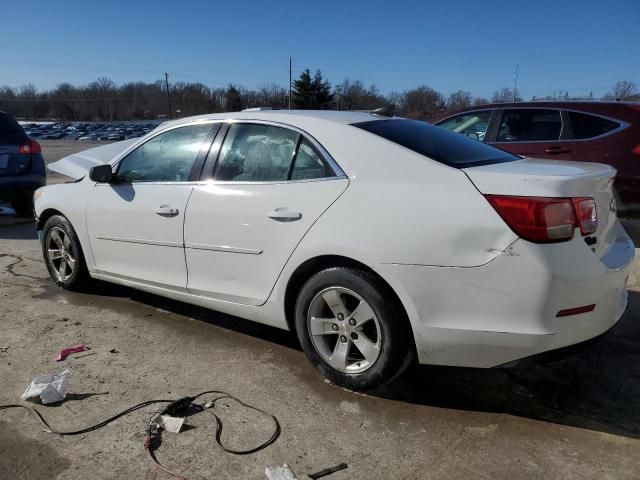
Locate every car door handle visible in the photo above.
<box><xmin>268</xmin><ymin>208</ymin><xmax>302</xmax><ymax>222</ymax></box>
<box><xmin>545</xmin><ymin>146</ymin><xmax>572</xmax><ymax>154</ymax></box>
<box><xmin>154</xmin><ymin>205</ymin><xmax>179</xmax><ymax>217</ymax></box>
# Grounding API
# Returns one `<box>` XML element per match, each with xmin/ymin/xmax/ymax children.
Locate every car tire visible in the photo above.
<box><xmin>11</xmin><ymin>190</ymin><xmax>35</xmax><ymax>218</ymax></box>
<box><xmin>41</xmin><ymin>215</ymin><xmax>90</xmax><ymax>290</ymax></box>
<box><xmin>294</xmin><ymin>267</ymin><xmax>415</xmax><ymax>391</ymax></box>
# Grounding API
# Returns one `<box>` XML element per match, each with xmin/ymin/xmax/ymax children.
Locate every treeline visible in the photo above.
<box><xmin>0</xmin><ymin>70</ymin><xmax>637</xmax><ymax>122</ymax></box>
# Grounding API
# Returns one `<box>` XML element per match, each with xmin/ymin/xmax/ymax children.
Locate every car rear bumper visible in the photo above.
<box><xmin>378</xmin><ymin>221</ymin><xmax>634</xmax><ymax>368</ymax></box>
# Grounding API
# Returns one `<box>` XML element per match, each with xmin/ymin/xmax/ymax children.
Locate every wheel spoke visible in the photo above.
<box><xmin>322</xmin><ymin>289</ymin><xmax>348</xmax><ymax>318</ymax></box>
<box><xmin>329</xmin><ymin>339</ymin><xmax>349</xmax><ymax>370</ymax></box>
<box><xmin>50</xmin><ymin>230</ymin><xmax>63</xmax><ymax>247</ymax></box>
<box><xmin>47</xmin><ymin>249</ymin><xmax>62</xmax><ymax>261</ymax></box>
<box><xmin>352</xmin><ymin>332</ymin><xmax>379</xmax><ymax>362</ymax></box>
<box><xmin>349</xmin><ymin>300</ymin><xmax>375</xmax><ymax>327</ymax></box>
<box><xmin>309</xmin><ymin>317</ymin><xmax>338</xmax><ymax>336</ymax></box>
<box><xmin>58</xmin><ymin>259</ymin><xmax>67</xmax><ymax>279</ymax></box>
<box><xmin>63</xmin><ymin>234</ymin><xmax>71</xmax><ymax>248</ymax></box>
<box><xmin>66</xmin><ymin>254</ymin><xmax>76</xmax><ymax>270</ymax></box>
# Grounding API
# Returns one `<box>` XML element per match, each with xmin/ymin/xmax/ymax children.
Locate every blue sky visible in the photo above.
<box><xmin>2</xmin><ymin>0</ymin><xmax>638</xmax><ymax>99</ymax></box>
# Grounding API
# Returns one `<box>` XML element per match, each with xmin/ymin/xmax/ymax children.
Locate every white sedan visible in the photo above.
<box><xmin>35</xmin><ymin>110</ymin><xmax>634</xmax><ymax>390</ymax></box>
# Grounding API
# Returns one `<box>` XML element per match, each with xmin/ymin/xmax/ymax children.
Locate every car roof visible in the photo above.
<box><xmin>159</xmin><ymin>110</ymin><xmax>382</xmax><ymax>130</ymax></box>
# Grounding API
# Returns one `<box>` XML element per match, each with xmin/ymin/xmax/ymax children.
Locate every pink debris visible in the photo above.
<box><xmin>55</xmin><ymin>344</ymin><xmax>86</xmax><ymax>362</ymax></box>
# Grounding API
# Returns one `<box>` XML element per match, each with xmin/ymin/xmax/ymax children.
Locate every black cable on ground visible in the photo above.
<box><xmin>1</xmin><ymin>390</ymin><xmax>281</xmax><ymax>480</ymax></box>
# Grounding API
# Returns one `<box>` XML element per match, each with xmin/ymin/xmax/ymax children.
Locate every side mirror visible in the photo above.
<box><xmin>89</xmin><ymin>164</ymin><xmax>114</xmax><ymax>183</ymax></box>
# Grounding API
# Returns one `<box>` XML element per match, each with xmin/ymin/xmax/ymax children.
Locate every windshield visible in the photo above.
<box><xmin>353</xmin><ymin>118</ymin><xmax>518</xmax><ymax>168</ymax></box>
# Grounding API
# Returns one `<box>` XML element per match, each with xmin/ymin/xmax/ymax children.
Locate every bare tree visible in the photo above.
<box><xmin>604</xmin><ymin>80</ymin><xmax>638</xmax><ymax>101</ymax></box>
<box><xmin>446</xmin><ymin>90</ymin><xmax>473</xmax><ymax>111</ymax></box>
<box><xmin>491</xmin><ymin>87</ymin><xmax>521</xmax><ymax>103</ymax></box>
<box><xmin>400</xmin><ymin>85</ymin><xmax>445</xmax><ymax>120</ymax></box>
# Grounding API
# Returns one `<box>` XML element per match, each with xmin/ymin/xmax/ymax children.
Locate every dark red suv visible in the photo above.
<box><xmin>433</xmin><ymin>102</ymin><xmax>640</xmax><ymax>214</ymax></box>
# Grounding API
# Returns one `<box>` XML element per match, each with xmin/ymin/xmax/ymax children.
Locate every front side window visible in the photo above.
<box><xmin>497</xmin><ymin>109</ymin><xmax>562</xmax><ymax>142</ymax></box>
<box><xmin>117</xmin><ymin>123</ymin><xmax>212</xmax><ymax>182</ymax></box>
<box><xmin>215</xmin><ymin>124</ymin><xmax>299</xmax><ymax>181</ymax></box>
<box><xmin>435</xmin><ymin>110</ymin><xmax>492</xmax><ymax>141</ymax></box>
<box><xmin>568</xmin><ymin>111</ymin><xmax>620</xmax><ymax>139</ymax></box>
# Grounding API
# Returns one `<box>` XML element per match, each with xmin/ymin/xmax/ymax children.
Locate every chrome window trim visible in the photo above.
<box><xmin>216</xmin><ymin>118</ymin><xmax>347</xmax><ymax>180</ymax></box>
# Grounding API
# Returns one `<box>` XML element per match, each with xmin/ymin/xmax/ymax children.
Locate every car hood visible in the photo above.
<box><xmin>47</xmin><ymin>139</ymin><xmax>137</xmax><ymax>178</ymax></box>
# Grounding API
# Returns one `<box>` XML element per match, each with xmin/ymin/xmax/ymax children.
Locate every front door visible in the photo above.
<box><xmin>86</xmin><ymin>123</ymin><xmax>215</xmax><ymax>290</ymax></box>
<box><xmin>184</xmin><ymin>122</ymin><xmax>348</xmax><ymax>305</ymax></box>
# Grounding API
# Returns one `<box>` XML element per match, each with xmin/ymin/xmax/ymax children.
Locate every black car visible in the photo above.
<box><xmin>0</xmin><ymin>112</ymin><xmax>46</xmax><ymax>216</ymax></box>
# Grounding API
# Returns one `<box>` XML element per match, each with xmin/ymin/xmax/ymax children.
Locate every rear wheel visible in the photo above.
<box><xmin>294</xmin><ymin>267</ymin><xmax>415</xmax><ymax>391</ymax></box>
<box><xmin>42</xmin><ymin>215</ymin><xmax>89</xmax><ymax>290</ymax></box>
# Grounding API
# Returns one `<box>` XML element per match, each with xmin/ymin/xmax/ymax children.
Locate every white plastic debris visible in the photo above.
<box><xmin>265</xmin><ymin>464</ymin><xmax>298</xmax><ymax>480</ymax></box>
<box><xmin>21</xmin><ymin>368</ymin><xmax>70</xmax><ymax>404</ymax></box>
<box><xmin>160</xmin><ymin>415</ymin><xmax>185</xmax><ymax>433</ymax></box>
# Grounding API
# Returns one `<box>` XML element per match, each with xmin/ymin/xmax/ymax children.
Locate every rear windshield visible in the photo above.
<box><xmin>353</xmin><ymin>118</ymin><xmax>519</xmax><ymax>168</ymax></box>
<box><xmin>0</xmin><ymin>113</ymin><xmax>23</xmax><ymax>136</ymax></box>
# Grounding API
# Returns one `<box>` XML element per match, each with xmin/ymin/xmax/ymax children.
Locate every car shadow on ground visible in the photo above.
<box><xmin>87</xmin><ymin>279</ymin><xmax>640</xmax><ymax>439</ymax></box>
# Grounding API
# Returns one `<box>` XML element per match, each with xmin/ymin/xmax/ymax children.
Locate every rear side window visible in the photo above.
<box><xmin>0</xmin><ymin>114</ymin><xmax>23</xmax><ymax>136</ymax></box>
<box><xmin>353</xmin><ymin>118</ymin><xmax>518</xmax><ymax>168</ymax></box>
<box><xmin>568</xmin><ymin>111</ymin><xmax>620</xmax><ymax>139</ymax></box>
<box><xmin>215</xmin><ymin>124</ymin><xmax>299</xmax><ymax>181</ymax></box>
<box><xmin>291</xmin><ymin>139</ymin><xmax>335</xmax><ymax>180</ymax></box>
<box><xmin>497</xmin><ymin>109</ymin><xmax>562</xmax><ymax>142</ymax></box>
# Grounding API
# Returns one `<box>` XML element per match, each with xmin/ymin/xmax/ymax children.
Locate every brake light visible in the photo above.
<box><xmin>18</xmin><ymin>139</ymin><xmax>41</xmax><ymax>155</ymax></box>
<box><xmin>485</xmin><ymin>195</ymin><xmax>598</xmax><ymax>243</ymax></box>
<box><xmin>572</xmin><ymin>197</ymin><xmax>597</xmax><ymax>235</ymax></box>
<box><xmin>632</xmin><ymin>144</ymin><xmax>640</xmax><ymax>156</ymax></box>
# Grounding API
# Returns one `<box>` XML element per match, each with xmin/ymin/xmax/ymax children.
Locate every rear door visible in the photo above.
<box><xmin>86</xmin><ymin>122</ymin><xmax>216</xmax><ymax>290</ymax></box>
<box><xmin>492</xmin><ymin>108</ymin><xmax>575</xmax><ymax>160</ymax></box>
<box><xmin>184</xmin><ymin>121</ymin><xmax>348</xmax><ymax>306</ymax></box>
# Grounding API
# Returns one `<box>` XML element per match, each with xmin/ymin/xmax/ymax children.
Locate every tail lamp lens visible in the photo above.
<box><xmin>485</xmin><ymin>195</ymin><xmax>598</xmax><ymax>243</ymax></box>
<box><xmin>19</xmin><ymin>139</ymin><xmax>41</xmax><ymax>155</ymax></box>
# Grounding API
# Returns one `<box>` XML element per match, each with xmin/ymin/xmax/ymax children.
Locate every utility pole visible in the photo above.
<box><xmin>288</xmin><ymin>57</ymin><xmax>292</xmax><ymax>110</ymax></box>
<box><xmin>513</xmin><ymin>64</ymin><xmax>519</xmax><ymax>102</ymax></box>
<box><xmin>165</xmin><ymin>72</ymin><xmax>172</xmax><ymax>119</ymax></box>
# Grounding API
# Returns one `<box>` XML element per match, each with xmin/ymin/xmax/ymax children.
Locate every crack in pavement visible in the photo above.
<box><xmin>0</xmin><ymin>253</ymin><xmax>48</xmax><ymax>282</ymax></box>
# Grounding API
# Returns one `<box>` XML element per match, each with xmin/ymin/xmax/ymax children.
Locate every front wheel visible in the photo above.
<box><xmin>294</xmin><ymin>267</ymin><xmax>415</xmax><ymax>391</ymax></box>
<box><xmin>41</xmin><ymin>215</ymin><xmax>90</xmax><ymax>290</ymax></box>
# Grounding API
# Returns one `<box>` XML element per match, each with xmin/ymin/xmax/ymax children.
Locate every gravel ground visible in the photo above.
<box><xmin>0</xmin><ymin>141</ymin><xmax>639</xmax><ymax>479</ymax></box>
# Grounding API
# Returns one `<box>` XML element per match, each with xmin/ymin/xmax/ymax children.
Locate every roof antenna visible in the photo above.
<box><xmin>371</xmin><ymin>105</ymin><xmax>394</xmax><ymax>117</ymax></box>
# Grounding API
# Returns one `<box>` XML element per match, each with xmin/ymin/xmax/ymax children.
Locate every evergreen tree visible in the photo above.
<box><xmin>225</xmin><ymin>84</ymin><xmax>243</xmax><ymax>111</ymax></box>
<box><xmin>292</xmin><ymin>69</ymin><xmax>333</xmax><ymax>109</ymax></box>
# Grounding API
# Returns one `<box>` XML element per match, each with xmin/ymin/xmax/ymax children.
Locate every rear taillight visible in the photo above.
<box><xmin>19</xmin><ymin>139</ymin><xmax>41</xmax><ymax>155</ymax></box>
<box><xmin>572</xmin><ymin>197</ymin><xmax>597</xmax><ymax>235</ymax></box>
<box><xmin>632</xmin><ymin>144</ymin><xmax>640</xmax><ymax>156</ymax></box>
<box><xmin>485</xmin><ymin>195</ymin><xmax>598</xmax><ymax>243</ymax></box>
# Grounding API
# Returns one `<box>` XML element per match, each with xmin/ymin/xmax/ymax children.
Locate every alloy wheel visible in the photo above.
<box><xmin>46</xmin><ymin>227</ymin><xmax>76</xmax><ymax>282</ymax></box>
<box><xmin>307</xmin><ymin>286</ymin><xmax>382</xmax><ymax>373</ymax></box>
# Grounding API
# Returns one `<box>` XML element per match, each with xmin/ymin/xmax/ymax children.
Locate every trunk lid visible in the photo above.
<box><xmin>463</xmin><ymin>158</ymin><xmax>618</xmax><ymax>257</ymax></box>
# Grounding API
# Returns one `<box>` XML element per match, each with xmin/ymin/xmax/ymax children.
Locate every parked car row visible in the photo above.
<box><xmin>21</xmin><ymin>121</ymin><xmax>160</xmax><ymax>142</ymax></box>
<box><xmin>432</xmin><ymin>101</ymin><xmax>640</xmax><ymax>213</ymax></box>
